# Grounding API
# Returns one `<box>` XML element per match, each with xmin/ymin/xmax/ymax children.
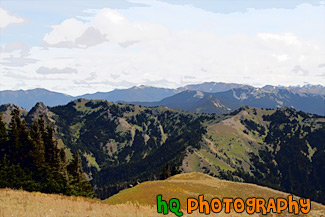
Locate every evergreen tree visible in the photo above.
<box><xmin>0</xmin><ymin>110</ymin><xmax>95</xmax><ymax>197</ymax></box>
<box><xmin>68</xmin><ymin>152</ymin><xmax>95</xmax><ymax>197</ymax></box>
<box><xmin>0</xmin><ymin>115</ymin><xmax>8</xmax><ymax>159</ymax></box>
<box><xmin>8</xmin><ymin>108</ymin><xmax>31</xmax><ymax>163</ymax></box>
<box><xmin>171</xmin><ymin>162</ymin><xmax>180</xmax><ymax>176</ymax></box>
<box><xmin>160</xmin><ymin>163</ymin><xmax>171</xmax><ymax>180</ymax></box>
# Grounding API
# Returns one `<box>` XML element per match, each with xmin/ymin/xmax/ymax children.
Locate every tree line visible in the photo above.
<box><xmin>0</xmin><ymin>108</ymin><xmax>94</xmax><ymax>197</ymax></box>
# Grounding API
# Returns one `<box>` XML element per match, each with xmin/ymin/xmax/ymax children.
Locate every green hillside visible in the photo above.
<box><xmin>186</xmin><ymin>106</ymin><xmax>325</xmax><ymax>203</ymax></box>
<box><xmin>0</xmin><ymin>100</ymin><xmax>324</xmax><ymax>204</ymax></box>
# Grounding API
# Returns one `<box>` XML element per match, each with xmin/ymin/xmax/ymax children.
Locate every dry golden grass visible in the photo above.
<box><xmin>1</xmin><ymin>173</ymin><xmax>324</xmax><ymax>217</ymax></box>
<box><xmin>106</xmin><ymin>172</ymin><xmax>325</xmax><ymax>217</ymax></box>
<box><xmin>0</xmin><ymin>188</ymin><xmax>274</xmax><ymax>217</ymax></box>
<box><xmin>3</xmin><ymin>188</ymin><xmax>321</xmax><ymax>217</ymax></box>
<box><xmin>0</xmin><ymin>188</ymin><xmax>174</xmax><ymax>217</ymax></box>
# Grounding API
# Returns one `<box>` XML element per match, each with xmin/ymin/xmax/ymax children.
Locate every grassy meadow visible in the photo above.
<box><xmin>106</xmin><ymin>172</ymin><xmax>325</xmax><ymax>216</ymax></box>
<box><xmin>1</xmin><ymin>172</ymin><xmax>324</xmax><ymax>217</ymax></box>
<box><xmin>0</xmin><ymin>188</ymin><xmax>162</xmax><ymax>217</ymax></box>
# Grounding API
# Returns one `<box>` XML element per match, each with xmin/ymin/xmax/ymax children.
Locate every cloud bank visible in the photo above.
<box><xmin>0</xmin><ymin>2</ymin><xmax>324</xmax><ymax>96</ymax></box>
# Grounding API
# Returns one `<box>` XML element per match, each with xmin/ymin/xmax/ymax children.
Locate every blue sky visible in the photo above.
<box><xmin>0</xmin><ymin>0</ymin><xmax>324</xmax><ymax>95</ymax></box>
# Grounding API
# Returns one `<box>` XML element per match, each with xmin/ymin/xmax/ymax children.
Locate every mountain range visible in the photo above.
<box><xmin>134</xmin><ymin>87</ymin><xmax>325</xmax><ymax>115</ymax></box>
<box><xmin>1</xmin><ymin>82</ymin><xmax>324</xmax><ymax>115</ymax></box>
<box><xmin>1</xmin><ymin>100</ymin><xmax>324</xmax><ymax>204</ymax></box>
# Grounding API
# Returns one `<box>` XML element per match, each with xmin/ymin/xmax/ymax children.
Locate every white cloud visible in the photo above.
<box><xmin>273</xmin><ymin>54</ymin><xmax>289</xmax><ymax>62</ymax></box>
<box><xmin>0</xmin><ymin>7</ymin><xmax>25</xmax><ymax>29</ymax></box>
<box><xmin>291</xmin><ymin>65</ymin><xmax>309</xmax><ymax>76</ymax></box>
<box><xmin>43</xmin><ymin>18</ymin><xmax>107</xmax><ymax>48</ymax></box>
<box><xmin>5</xmin><ymin>41</ymin><xmax>28</xmax><ymax>52</ymax></box>
<box><xmin>74</xmin><ymin>27</ymin><xmax>107</xmax><ymax>48</ymax></box>
<box><xmin>42</xmin><ymin>8</ymin><xmax>169</xmax><ymax>48</ymax></box>
<box><xmin>92</xmin><ymin>8</ymin><xmax>168</xmax><ymax>44</ymax></box>
<box><xmin>4</xmin><ymin>42</ymin><xmax>30</xmax><ymax>57</ymax></box>
<box><xmin>3</xmin><ymin>29</ymin><xmax>324</xmax><ymax>95</ymax></box>
<box><xmin>36</xmin><ymin>66</ymin><xmax>78</xmax><ymax>75</ymax></box>
<box><xmin>44</xmin><ymin>18</ymin><xmax>88</xmax><ymax>44</ymax></box>
<box><xmin>258</xmin><ymin>33</ymin><xmax>303</xmax><ymax>47</ymax></box>
<box><xmin>0</xmin><ymin>57</ymin><xmax>38</xmax><ymax>67</ymax></box>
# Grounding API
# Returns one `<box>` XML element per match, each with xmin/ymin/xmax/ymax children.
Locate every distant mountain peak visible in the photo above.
<box><xmin>134</xmin><ymin>85</ymin><xmax>152</xmax><ymax>89</ymax></box>
<box><xmin>1</xmin><ymin>82</ymin><xmax>324</xmax><ymax>113</ymax></box>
